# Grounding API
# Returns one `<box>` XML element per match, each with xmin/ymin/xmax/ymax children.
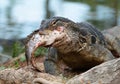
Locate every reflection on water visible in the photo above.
<box><xmin>0</xmin><ymin>0</ymin><xmax>120</xmax><ymax>39</ymax></box>
<box><xmin>0</xmin><ymin>0</ymin><xmax>45</xmax><ymax>39</ymax></box>
<box><xmin>0</xmin><ymin>0</ymin><xmax>120</xmax><ymax>55</ymax></box>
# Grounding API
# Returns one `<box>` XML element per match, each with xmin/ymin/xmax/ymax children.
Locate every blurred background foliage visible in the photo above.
<box><xmin>0</xmin><ymin>0</ymin><xmax>120</xmax><ymax>63</ymax></box>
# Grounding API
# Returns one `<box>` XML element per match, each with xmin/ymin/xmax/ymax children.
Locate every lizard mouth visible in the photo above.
<box><xmin>25</xmin><ymin>29</ymin><xmax>66</xmax><ymax>69</ymax></box>
<box><xmin>27</xmin><ymin>30</ymin><xmax>65</xmax><ymax>53</ymax></box>
<box><xmin>39</xmin><ymin>29</ymin><xmax>66</xmax><ymax>46</ymax></box>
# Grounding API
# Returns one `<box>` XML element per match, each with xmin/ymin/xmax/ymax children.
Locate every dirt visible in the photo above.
<box><xmin>0</xmin><ymin>53</ymin><xmax>88</xmax><ymax>84</ymax></box>
<box><xmin>2</xmin><ymin>54</ymin><xmax>45</xmax><ymax>67</ymax></box>
<box><xmin>1</xmin><ymin>53</ymin><xmax>84</xmax><ymax>79</ymax></box>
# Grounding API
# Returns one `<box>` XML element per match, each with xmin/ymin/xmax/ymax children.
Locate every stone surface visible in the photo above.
<box><xmin>0</xmin><ymin>65</ymin><xmax>63</xmax><ymax>84</ymax></box>
<box><xmin>0</xmin><ymin>53</ymin><xmax>12</xmax><ymax>64</ymax></box>
<box><xmin>102</xmin><ymin>26</ymin><xmax>120</xmax><ymax>57</ymax></box>
<box><xmin>67</xmin><ymin>58</ymin><xmax>120</xmax><ymax>84</ymax></box>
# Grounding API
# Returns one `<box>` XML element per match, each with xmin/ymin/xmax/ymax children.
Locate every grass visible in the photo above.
<box><xmin>6</xmin><ymin>41</ymin><xmax>47</xmax><ymax>68</ymax></box>
<box><xmin>0</xmin><ymin>66</ymin><xmax>6</xmax><ymax>70</ymax></box>
<box><xmin>14</xmin><ymin>60</ymin><xmax>20</xmax><ymax>68</ymax></box>
<box><xmin>34</xmin><ymin>47</ymin><xmax>47</xmax><ymax>57</ymax></box>
<box><xmin>12</xmin><ymin>41</ymin><xmax>25</xmax><ymax>58</ymax></box>
<box><xmin>12</xmin><ymin>41</ymin><xmax>47</xmax><ymax>58</ymax></box>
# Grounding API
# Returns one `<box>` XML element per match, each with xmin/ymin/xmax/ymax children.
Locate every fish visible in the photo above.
<box><xmin>25</xmin><ymin>29</ymin><xmax>65</xmax><ymax>69</ymax></box>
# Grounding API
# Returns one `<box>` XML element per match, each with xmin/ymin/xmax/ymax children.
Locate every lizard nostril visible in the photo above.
<box><xmin>57</xmin><ymin>26</ymin><xmax>64</xmax><ymax>32</ymax></box>
<box><xmin>39</xmin><ymin>31</ymin><xmax>44</xmax><ymax>35</ymax></box>
<box><xmin>39</xmin><ymin>31</ymin><xmax>48</xmax><ymax>35</ymax></box>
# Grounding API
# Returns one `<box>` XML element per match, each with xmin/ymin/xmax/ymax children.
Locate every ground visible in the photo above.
<box><xmin>0</xmin><ymin>53</ymin><xmax>82</xmax><ymax>84</ymax></box>
<box><xmin>2</xmin><ymin>53</ymin><xmax>83</xmax><ymax>78</ymax></box>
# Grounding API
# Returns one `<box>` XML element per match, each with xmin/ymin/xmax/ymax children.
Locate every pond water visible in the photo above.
<box><xmin>0</xmin><ymin>0</ymin><xmax>120</xmax><ymax>55</ymax></box>
<box><xmin>0</xmin><ymin>0</ymin><xmax>120</xmax><ymax>40</ymax></box>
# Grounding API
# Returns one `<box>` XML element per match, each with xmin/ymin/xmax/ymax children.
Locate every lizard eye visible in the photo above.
<box><xmin>51</xmin><ymin>20</ymin><xmax>57</xmax><ymax>26</ymax></box>
<box><xmin>51</xmin><ymin>20</ymin><xmax>59</xmax><ymax>26</ymax></box>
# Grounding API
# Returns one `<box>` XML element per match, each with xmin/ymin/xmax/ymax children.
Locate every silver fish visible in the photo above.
<box><xmin>25</xmin><ymin>29</ymin><xmax>65</xmax><ymax>69</ymax></box>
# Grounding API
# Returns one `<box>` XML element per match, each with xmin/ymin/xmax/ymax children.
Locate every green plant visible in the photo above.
<box><xmin>14</xmin><ymin>61</ymin><xmax>20</xmax><ymax>68</ymax></box>
<box><xmin>0</xmin><ymin>66</ymin><xmax>6</xmax><ymax>70</ymax></box>
<box><xmin>20</xmin><ymin>55</ymin><xmax>26</xmax><ymax>62</ymax></box>
<box><xmin>34</xmin><ymin>47</ymin><xmax>47</xmax><ymax>57</ymax></box>
<box><xmin>12</xmin><ymin>41</ymin><xmax>25</xmax><ymax>58</ymax></box>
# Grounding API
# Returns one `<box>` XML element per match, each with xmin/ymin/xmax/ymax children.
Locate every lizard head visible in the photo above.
<box><xmin>25</xmin><ymin>17</ymin><xmax>75</xmax><ymax>66</ymax></box>
<box><xmin>37</xmin><ymin>17</ymin><xmax>75</xmax><ymax>48</ymax></box>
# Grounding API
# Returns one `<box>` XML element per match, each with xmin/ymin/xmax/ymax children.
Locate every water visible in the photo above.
<box><xmin>0</xmin><ymin>0</ymin><xmax>45</xmax><ymax>39</ymax></box>
<box><xmin>0</xmin><ymin>0</ymin><xmax>120</xmax><ymax>61</ymax></box>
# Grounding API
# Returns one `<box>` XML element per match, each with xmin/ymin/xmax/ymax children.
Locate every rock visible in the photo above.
<box><xmin>102</xmin><ymin>26</ymin><xmax>120</xmax><ymax>56</ymax></box>
<box><xmin>0</xmin><ymin>46</ymin><xmax>3</xmax><ymax>53</ymax></box>
<box><xmin>102</xmin><ymin>26</ymin><xmax>120</xmax><ymax>39</ymax></box>
<box><xmin>67</xmin><ymin>58</ymin><xmax>120</xmax><ymax>84</ymax></box>
<box><xmin>0</xmin><ymin>65</ymin><xmax>64</xmax><ymax>84</ymax></box>
<box><xmin>0</xmin><ymin>53</ymin><xmax>12</xmax><ymax>64</ymax></box>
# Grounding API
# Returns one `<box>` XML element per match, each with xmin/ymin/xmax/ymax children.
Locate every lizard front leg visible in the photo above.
<box><xmin>44</xmin><ymin>47</ymin><xmax>61</xmax><ymax>75</ymax></box>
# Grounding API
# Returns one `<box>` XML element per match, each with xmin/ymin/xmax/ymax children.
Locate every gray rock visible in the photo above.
<box><xmin>0</xmin><ymin>46</ymin><xmax>3</xmax><ymax>53</ymax></box>
<box><xmin>0</xmin><ymin>53</ymin><xmax>12</xmax><ymax>64</ymax></box>
<box><xmin>102</xmin><ymin>26</ymin><xmax>120</xmax><ymax>56</ymax></box>
<box><xmin>67</xmin><ymin>58</ymin><xmax>120</xmax><ymax>84</ymax></box>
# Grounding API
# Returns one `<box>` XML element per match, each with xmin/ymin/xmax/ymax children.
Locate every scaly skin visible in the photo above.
<box><xmin>25</xmin><ymin>17</ymin><xmax>115</xmax><ymax>75</ymax></box>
